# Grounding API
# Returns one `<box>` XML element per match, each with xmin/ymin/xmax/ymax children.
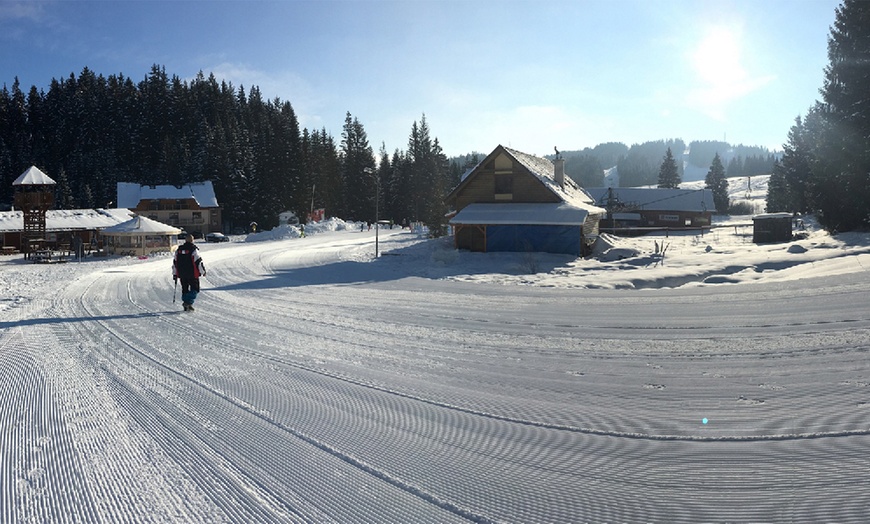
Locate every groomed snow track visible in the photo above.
<box><xmin>2</xmin><ymin>230</ymin><xmax>870</xmax><ymax>522</ymax></box>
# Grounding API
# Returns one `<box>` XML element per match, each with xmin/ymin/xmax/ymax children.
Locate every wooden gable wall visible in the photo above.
<box><xmin>453</xmin><ymin>150</ymin><xmax>559</xmax><ymax>211</ymax></box>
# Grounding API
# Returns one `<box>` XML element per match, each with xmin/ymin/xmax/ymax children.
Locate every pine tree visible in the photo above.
<box><xmin>386</xmin><ymin>149</ymin><xmax>409</xmax><ymax>225</ymax></box>
<box><xmin>405</xmin><ymin>119</ymin><xmax>427</xmax><ymax>222</ymax></box>
<box><xmin>306</xmin><ymin>128</ymin><xmax>342</xmax><ymax>220</ymax></box>
<box><xmin>617</xmin><ymin>140</ymin><xmax>684</xmax><ymax>187</ymax></box>
<box><xmin>54</xmin><ymin>168</ymin><xmax>75</xmax><ymax>209</ymax></box>
<box><xmin>778</xmin><ymin>116</ymin><xmax>814</xmax><ymax>214</ymax></box>
<box><xmin>705</xmin><ymin>153</ymin><xmax>729</xmax><ymax>214</ymax></box>
<box><xmin>340</xmin><ymin>112</ymin><xmax>376</xmax><ymax>222</ymax></box>
<box><xmin>424</xmin><ymin>137</ymin><xmax>450</xmax><ymax>237</ymax></box>
<box><xmin>402</xmin><ymin>114</ymin><xmax>450</xmax><ymax>235</ymax></box>
<box><xmin>376</xmin><ymin>143</ymin><xmax>393</xmax><ymax>223</ymax></box>
<box><xmin>813</xmin><ymin>0</ymin><xmax>870</xmax><ymax>231</ymax></box>
<box><xmin>766</xmin><ymin>161</ymin><xmax>791</xmax><ymax>213</ymax></box>
<box><xmin>657</xmin><ymin>147</ymin><xmax>681</xmax><ymax>188</ymax></box>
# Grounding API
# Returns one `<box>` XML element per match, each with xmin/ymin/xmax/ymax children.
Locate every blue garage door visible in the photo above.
<box><xmin>486</xmin><ymin>225</ymin><xmax>581</xmax><ymax>255</ymax></box>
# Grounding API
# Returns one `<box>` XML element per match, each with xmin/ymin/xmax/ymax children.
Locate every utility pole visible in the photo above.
<box><xmin>364</xmin><ymin>167</ymin><xmax>378</xmax><ymax>258</ymax></box>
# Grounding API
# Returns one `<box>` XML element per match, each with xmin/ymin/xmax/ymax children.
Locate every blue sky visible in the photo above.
<box><xmin>0</xmin><ymin>0</ymin><xmax>840</xmax><ymax>158</ymax></box>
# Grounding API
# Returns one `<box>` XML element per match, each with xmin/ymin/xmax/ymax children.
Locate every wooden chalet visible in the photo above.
<box><xmin>586</xmin><ymin>187</ymin><xmax>715</xmax><ymax>232</ymax></box>
<box><xmin>117</xmin><ymin>181</ymin><xmax>222</xmax><ymax>238</ymax></box>
<box><xmin>0</xmin><ymin>208</ymin><xmax>134</xmax><ymax>256</ymax></box>
<box><xmin>446</xmin><ymin>145</ymin><xmax>605</xmax><ymax>256</ymax></box>
<box><xmin>2</xmin><ymin>166</ymin><xmax>133</xmax><ymax>257</ymax></box>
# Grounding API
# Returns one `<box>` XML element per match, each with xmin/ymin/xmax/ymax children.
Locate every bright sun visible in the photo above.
<box><xmin>684</xmin><ymin>23</ymin><xmax>775</xmax><ymax>120</ymax></box>
<box><xmin>692</xmin><ymin>26</ymin><xmax>746</xmax><ymax>84</ymax></box>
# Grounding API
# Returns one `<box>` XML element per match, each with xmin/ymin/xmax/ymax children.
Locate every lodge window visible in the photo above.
<box><xmin>494</xmin><ymin>174</ymin><xmax>513</xmax><ymax>200</ymax></box>
<box><xmin>168</xmin><ymin>212</ymin><xmax>179</xmax><ymax>224</ymax></box>
<box><xmin>192</xmin><ymin>211</ymin><xmax>202</xmax><ymax>223</ymax></box>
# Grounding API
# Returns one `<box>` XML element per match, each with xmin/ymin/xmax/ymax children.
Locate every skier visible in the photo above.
<box><xmin>173</xmin><ymin>234</ymin><xmax>207</xmax><ymax>311</ymax></box>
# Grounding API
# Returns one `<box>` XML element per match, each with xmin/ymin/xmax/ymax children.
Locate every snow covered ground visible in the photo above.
<box><xmin>2</xmin><ymin>217</ymin><xmax>870</xmax><ymax>522</ymax></box>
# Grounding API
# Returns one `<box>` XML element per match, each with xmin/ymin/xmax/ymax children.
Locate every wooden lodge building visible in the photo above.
<box><xmin>1</xmin><ymin>166</ymin><xmax>133</xmax><ymax>256</ymax></box>
<box><xmin>1</xmin><ymin>167</ymin><xmax>182</xmax><ymax>259</ymax></box>
<box><xmin>116</xmin><ymin>181</ymin><xmax>222</xmax><ymax>238</ymax></box>
<box><xmin>586</xmin><ymin>187</ymin><xmax>716</xmax><ymax>232</ymax></box>
<box><xmin>446</xmin><ymin>145</ymin><xmax>605</xmax><ymax>256</ymax></box>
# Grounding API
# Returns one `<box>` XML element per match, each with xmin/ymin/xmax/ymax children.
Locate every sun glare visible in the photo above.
<box><xmin>692</xmin><ymin>26</ymin><xmax>746</xmax><ymax>84</ymax></box>
<box><xmin>685</xmin><ymin>23</ymin><xmax>774</xmax><ymax>120</ymax></box>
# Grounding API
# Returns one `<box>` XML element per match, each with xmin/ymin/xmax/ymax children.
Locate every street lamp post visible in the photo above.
<box><xmin>364</xmin><ymin>167</ymin><xmax>378</xmax><ymax>258</ymax></box>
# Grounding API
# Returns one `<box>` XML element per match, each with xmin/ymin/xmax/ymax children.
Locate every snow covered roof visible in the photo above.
<box><xmin>586</xmin><ymin>187</ymin><xmax>715</xmax><ymax>213</ymax></box>
<box><xmin>101</xmin><ymin>215</ymin><xmax>181</xmax><ymax>235</ymax></box>
<box><xmin>13</xmin><ymin>166</ymin><xmax>56</xmax><ymax>186</ymax></box>
<box><xmin>450</xmin><ymin>202</ymin><xmax>594</xmax><ymax>226</ymax></box>
<box><xmin>116</xmin><ymin>181</ymin><xmax>219</xmax><ymax>208</ymax></box>
<box><xmin>0</xmin><ymin>208</ymin><xmax>134</xmax><ymax>232</ymax></box>
<box><xmin>753</xmin><ymin>212</ymin><xmax>792</xmax><ymax>220</ymax></box>
<box><xmin>500</xmin><ymin>146</ymin><xmax>599</xmax><ymax>210</ymax></box>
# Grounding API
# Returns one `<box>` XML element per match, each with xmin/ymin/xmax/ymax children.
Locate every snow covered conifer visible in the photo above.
<box><xmin>705</xmin><ymin>153</ymin><xmax>729</xmax><ymax>214</ymax></box>
<box><xmin>812</xmin><ymin>0</ymin><xmax>870</xmax><ymax>230</ymax></box>
<box><xmin>657</xmin><ymin>147</ymin><xmax>681</xmax><ymax>189</ymax></box>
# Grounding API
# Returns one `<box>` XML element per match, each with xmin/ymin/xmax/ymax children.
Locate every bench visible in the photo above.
<box><xmin>32</xmin><ymin>250</ymin><xmax>67</xmax><ymax>264</ymax></box>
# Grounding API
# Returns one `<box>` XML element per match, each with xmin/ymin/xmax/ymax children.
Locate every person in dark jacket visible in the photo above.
<box><xmin>172</xmin><ymin>234</ymin><xmax>207</xmax><ymax>311</ymax></box>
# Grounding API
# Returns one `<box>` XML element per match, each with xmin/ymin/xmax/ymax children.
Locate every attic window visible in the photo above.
<box><xmin>494</xmin><ymin>174</ymin><xmax>513</xmax><ymax>200</ymax></box>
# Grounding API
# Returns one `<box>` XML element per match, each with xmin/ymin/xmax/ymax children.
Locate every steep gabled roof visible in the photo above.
<box><xmin>502</xmin><ymin>146</ymin><xmax>598</xmax><ymax>210</ymax></box>
<box><xmin>446</xmin><ymin>145</ymin><xmax>603</xmax><ymax>215</ymax></box>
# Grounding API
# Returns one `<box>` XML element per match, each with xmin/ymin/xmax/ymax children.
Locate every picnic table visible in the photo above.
<box><xmin>32</xmin><ymin>250</ymin><xmax>67</xmax><ymax>264</ymax></box>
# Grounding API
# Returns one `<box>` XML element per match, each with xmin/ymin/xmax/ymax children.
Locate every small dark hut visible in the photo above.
<box><xmin>752</xmin><ymin>213</ymin><xmax>793</xmax><ymax>243</ymax></box>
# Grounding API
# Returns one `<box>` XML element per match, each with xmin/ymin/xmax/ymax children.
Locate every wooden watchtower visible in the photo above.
<box><xmin>13</xmin><ymin>166</ymin><xmax>56</xmax><ymax>256</ymax></box>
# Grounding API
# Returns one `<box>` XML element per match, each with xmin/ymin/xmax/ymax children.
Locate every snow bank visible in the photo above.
<box><xmin>244</xmin><ymin>217</ymin><xmax>362</xmax><ymax>242</ymax></box>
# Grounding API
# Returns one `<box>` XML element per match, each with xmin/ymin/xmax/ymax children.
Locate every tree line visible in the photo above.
<box><xmin>0</xmin><ymin>65</ymin><xmax>454</xmax><ymax>234</ymax></box>
<box><xmin>554</xmin><ymin>139</ymin><xmax>776</xmax><ymax>190</ymax></box>
<box><xmin>766</xmin><ymin>1</ymin><xmax>870</xmax><ymax>232</ymax></box>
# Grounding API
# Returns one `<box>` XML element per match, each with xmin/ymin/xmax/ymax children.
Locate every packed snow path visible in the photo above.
<box><xmin>2</xmin><ymin>230</ymin><xmax>869</xmax><ymax>522</ymax></box>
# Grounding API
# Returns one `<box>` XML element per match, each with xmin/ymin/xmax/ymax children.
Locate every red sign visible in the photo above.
<box><xmin>308</xmin><ymin>208</ymin><xmax>326</xmax><ymax>222</ymax></box>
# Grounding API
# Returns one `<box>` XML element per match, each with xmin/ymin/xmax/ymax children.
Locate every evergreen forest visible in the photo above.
<box><xmin>0</xmin><ymin>65</ymin><xmax>457</xmax><ymax>234</ymax></box>
<box><xmin>766</xmin><ymin>0</ymin><xmax>870</xmax><ymax>232</ymax></box>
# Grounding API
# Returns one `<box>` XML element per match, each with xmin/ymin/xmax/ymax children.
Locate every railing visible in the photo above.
<box><xmin>163</xmin><ymin>218</ymin><xmax>204</xmax><ymax>226</ymax></box>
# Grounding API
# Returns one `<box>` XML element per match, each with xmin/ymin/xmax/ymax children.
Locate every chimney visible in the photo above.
<box><xmin>554</xmin><ymin>157</ymin><xmax>565</xmax><ymax>188</ymax></box>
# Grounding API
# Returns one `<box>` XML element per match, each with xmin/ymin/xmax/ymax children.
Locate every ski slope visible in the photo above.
<box><xmin>2</xmin><ymin>225</ymin><xmax>870</xmax><ymax>522</ymax></box>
